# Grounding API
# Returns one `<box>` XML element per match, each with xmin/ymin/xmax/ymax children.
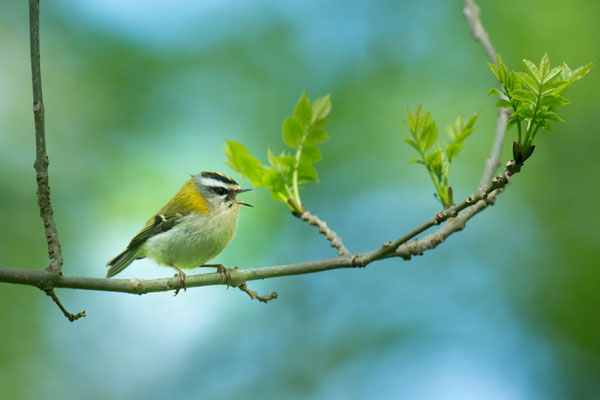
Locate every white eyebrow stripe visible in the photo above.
<box><xmin>199</xmin><ymin>177</ymin><xmax>233</xmax><ymax>190</ymax></box>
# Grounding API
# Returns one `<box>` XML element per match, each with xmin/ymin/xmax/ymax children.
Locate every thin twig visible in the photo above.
<box><xmin>294</xmin><ymin>209</ymin><xmax>350</xmax><ymax>256</ymax></box>
<box><xmin>479</xmin><ymin>108</ymin><xmax>510</xmax><ymax>186</ymax></box>
<box><xmin>367</xmin><ymin>160</ymin><xmax>520</xmax><ymax>263</ymax></box>
<box><xmin>238</xmin><ymin>283</ymin><xmax>278</xmax><ymax>304</ymax></box>
<box><xmin>29</xmin><ymin>0</ymin><xmax>63</xmax><ymax>274</ymax></box>
<box><xmin>396</xmin><ymin>189</ymin><xmax>500</xmax><ymax>260</ymax></box>
<box><xmin>1</xmin><ymin>0</ymin><xmax>523</xmax><ymax>317</ymax></box>
<box><xmin>44</xmin><ymin>289</ymin><xmax>86</xmax><ymax>322</ymax></box>
<box><xmin>463</xmin><ymin>0</ymin><xmax>496</xmax><ymax>64</ymax></box>
<box><xmin>464</xmin><ymin>0</ymin><xmax>511</xmax><ymax>186</ymax></box>
<box><xmin>0</xmin><ymin>163</ymin><xmax>521</xmax><ymax>295</ymax></box>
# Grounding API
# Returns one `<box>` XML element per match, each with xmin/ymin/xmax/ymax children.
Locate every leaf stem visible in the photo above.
<box><xmin>523</xmin><ymin>87</ymin><xmax>542</xmax><ymax>148</ymax></box>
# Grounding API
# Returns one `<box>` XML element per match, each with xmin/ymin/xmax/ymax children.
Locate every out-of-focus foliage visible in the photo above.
<box><xmin>405</xmin><ymin>106</ymin><xmax>478</xmax><ymax>208</ymax></box>
<box><xmin>1</xmin><ymin>0</ymin><xmax>599</xmax><ymax>399</ymax></box>
<box><xmin>224</xmin><ymin>92</ymin><xmax>330</xmax><ymax>213</ymax></box>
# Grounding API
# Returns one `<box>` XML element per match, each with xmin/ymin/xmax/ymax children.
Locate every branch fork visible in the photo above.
<box><xmin>7</xmin><ymin>0</ymin><xmax>517</xmax><ymax>321</ymax></box>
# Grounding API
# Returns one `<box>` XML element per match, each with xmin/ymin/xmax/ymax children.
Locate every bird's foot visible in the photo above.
<box><xmin>200</xmin><ymin>264</ymin><xmax>234</xmax><ymax>288</ymax></box>
<box><xmin>170</xmin><ymin>265</ymin><xmax>187</xmax><ymax>296</ymax></box>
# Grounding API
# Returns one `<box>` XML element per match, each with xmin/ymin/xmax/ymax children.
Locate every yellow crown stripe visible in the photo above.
<box><xmin>169</xmin><ymin>179</ymin><xmax>209</xmax><ymax>214</ymax></box>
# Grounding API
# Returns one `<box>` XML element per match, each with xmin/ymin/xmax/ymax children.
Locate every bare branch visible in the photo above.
<box><xmin>396</xmin><ymin>189</ymin><xmax>500</xmax><ymax>260</ymax></box>
<box><xmin>479</xmin><ymin>108</ymin><xmax>510</xmax><ymax>186</ymax></box>
<box><xmin>463</xmin><ymin>0</ymin><xmax>496</xmax><ymax>64</ymax></box>
<box><xmin>29</xmin><ymin>0</ymin><xmax>63</xmax><ymax>274</ymax></box>
<box><xmin>368</xmin><ymin>160</ymin><xmax>520</xmax><ymax>262</ymax></box>
<box><xmin>4</xmin><ymin>0</ymin><xmax>524</xmax><ymax>322</ymax></box>
<box><xmin>464</xmin><ymin>0</ymin><xmax>511</xmax><ymax>186</ymax></box>
<box><xmin>0</xmin><ymin>162</ymin><xmax>520</xmax><ymax>297</ymax></box>
<box><xmin>45</xmin><ymin>289</ymin><xmax>86</xmax><ymax>322</ymax></box>
<box><xmin>294</xmin><ymin>209</ymin><xmax>350</xmax><ymax>256</ymax></box>
<box><xmin>238</xmin><ymin>283</ymin><xmax>278</xmax><ymax>304</ymax></box>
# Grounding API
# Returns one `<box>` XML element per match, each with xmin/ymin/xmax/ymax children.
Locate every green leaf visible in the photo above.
<box><xmin>446</xmin><ymin>142</ymin><xmax>462</xmax><ymax>162</ymax></box>
<box><xmin>492</xmin><ymin>54</ymin><xmax>509</xmax><ymax>87</ymax></box>
<box><xmin>430</xmin><ymin>153</ymin><xmax>444</xmax><ymax>181</ymax></box>
<box><xmin>407</xmin><ymin>107</ymin><xmax>416</xmax><ymax>133</ymax></box>
<box><xmin>539</xmin><ymin>53</ymin><xmax>550</xmax><ymax>80</ymax></box>
<box><xmin>305</xmin><ymin>128</ymin><xmax>328</xmax><ymax>145</ymax></box>
<box><xmin>539</xmin><ymin>95</ymin><xmax>570</xmax><ymax>107</ymax></box>
<box><xmin>267</xmin><ymin>147</ymin><xmax>278</xmax><ymax>169</ymax></box>
<box><xmin>488</xmin><ymin>88</ymin><xmax>504</xmax><ymax>96</ymax></box>
<box><xmin>421</xmin><ymin>120</ymin><xmax>438</xmax><ymax>151</ymax></box>
<box><xmin>447</xmin><ymin>112</ymin><xmax>478</xmax><ymax>144</ymax></box>
<box><xmin>515</xmin><ymin>72</ymin><xmax>539</xmax><ymax>93</ymax></box>
<box><xmin>511</xmin><ymin>89</ymin><xmax>537</xmax><ymax>104</ymax></box>
<box><xmin>300</xmin><ymin>145</ymin><xmax>322</xmax><ymax>163</ymax></box>
<box><xmin>403</xmin><ymin>138</ymin><xmax>421</xmax><ymax>152</ymax></box>
<box><xmin>538</xmin><ymin>110</ymin><xmax>564</xmax><ymax>122</ymax></box>
<box><xmin>275</xmin><ymin>155</ymin><xmax>296</xmax><ymax>169</ymax></box>
<box><xmin>415</xmin><ymin>105</ymin><xmax>425</xmax><ymax>134</ymax></box>
<box><xmin>541</xmin><ymin>79</ymin><xmax>568</xmax><ymax>95</ymax></box>
<box><xmin>408</xmin><ymin>158</ymin><xmax>425</xmax><ymax>165</ymax></box>
<box><xmin>297</xmin><ymin>161</ymin><xmax>318</xmax><ymax>183</ymax></box>
<box><xmin>293</xmin><ymin>91</ymin><xmax>312</xmax><ymax>128</ymax></box>
<box><xmin>523</xmin><ymin>58</ymin><xmax>541</xmax><ymax>83</ymax></box>
<box><xmin>496</xmin><ymin>99</ymin><xmax>512</xmax><ymax>108</ymax></box>
<box><xmin>544</xmin><ymin>66</ymin><xmax>562</xmax><ymax>84</ymax></box>
<box><xmin>261</xmin><ymin>168</ymin><xmax>284</xmax><ymax>191</ymax></box>
<box><xmin>282</xmin><ymin>116</ymin><xmax>304</xmax><ymax>149</ymax></box>
<box><xmin>223</xmin><ymin>139</ymin><xmax>265</xmax><ymax>186</ymax></box>
<box><xmin>488</xmin><ymin>62</ymin><xmax>501</xmax><ymax>83</ymax></box>
<box><xmin>311</xmin><ymin>94</ymin><xmax>331</xmax><ymax>124</ymax></box>
<box><xmin>570</xmin><ymin>62</ymin><xmax>594</xmax><ymax>81</ymax></box>
<box><xmin>425</xmin><ymin>149</ymin><xmax>442</xmax><ymax>168</ymax></box>
<box><xmin>506</xmin><ymin>116</ymin><xmax>519</xmax><ymax>130</ymax></box>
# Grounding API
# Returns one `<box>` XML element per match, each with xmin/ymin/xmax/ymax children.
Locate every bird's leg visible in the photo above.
<box><xmin>170</xmin><ymin>264</ymin><xmax>187</xmax><ymax>296</ymax></box>
<box><xmin>198</xmin><ymin>264</ymin><xmax>233</xmax><ymax>287</ymax></box>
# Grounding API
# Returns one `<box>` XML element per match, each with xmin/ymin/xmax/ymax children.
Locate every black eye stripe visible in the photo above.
<box><xmin>210</xmin><ymin>186</ymin><xmax>230</xmax><ymax>196</ymax></box>
<box><xmin>201</xmin><ymin>171</ymin><xmax>237</xmax><ymax>185</ymax></box>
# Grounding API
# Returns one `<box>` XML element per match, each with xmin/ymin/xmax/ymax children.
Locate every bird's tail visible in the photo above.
<box><xmin>106</xmin><ymin>247</ymin><xmax>139</xmax><ymax>278</ymax></box>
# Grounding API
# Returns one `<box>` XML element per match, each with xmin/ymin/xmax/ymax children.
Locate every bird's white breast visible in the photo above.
<box><xmin>143</xmin><ymin>207</ymin><xmax>240</xmax><ymax>269</ymax></box>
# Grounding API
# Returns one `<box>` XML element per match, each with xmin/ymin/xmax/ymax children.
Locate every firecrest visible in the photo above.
<box><xmin>106</xmin><ymin>171</ymin><xmax>252</xmax><ymax>294</ymax></box>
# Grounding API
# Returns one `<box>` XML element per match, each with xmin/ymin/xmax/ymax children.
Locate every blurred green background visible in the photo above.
<box><xmin>1</xmin><ymin>0</ymin><xmax>599</xmax><ymax>398</ymax></box>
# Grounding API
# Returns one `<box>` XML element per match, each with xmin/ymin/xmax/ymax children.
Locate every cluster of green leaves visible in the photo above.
<box><xmin>224</xmin><ymin>92</ymin><xmax>330</xmax><ymax>213</ymax></box>
<box><xmin>404</xmin><ymin>106</ymin><xmax>478</xmax><ymax>209</ymax></box>
<box><xmin>489</xmin><ymin>54</ymin><xmax>592</xmax><ymax>163</ymax></box>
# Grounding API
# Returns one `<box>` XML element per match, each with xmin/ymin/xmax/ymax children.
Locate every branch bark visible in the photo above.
<box><xmin>0</xmin><ymin>161</ymin><xmax>520</xmax><ymax>295</ymax></box>
<box><xmin>464</xmin><ymin>0</ymin><xmax>511</xmax><ymax>186</ymax></box>
<box><xmin>29</xmin><ymin>0</ymin><xmax>63</xmax><ymax>274</ymax></box>
<box><xmin>294</xmin><ymin>209</ymin><xmax>350</xmax><ymax>256</ymax></box>
<box><xmin>1</xmin><ymin>0</ymin><xmax>519</xmax><ymax>319</ymax></box>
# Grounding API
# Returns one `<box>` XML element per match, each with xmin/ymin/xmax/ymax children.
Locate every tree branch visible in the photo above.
<box><xmin>3</xmin><ymin>0</ymin><xmax>524</xmax><ymax>321</ymax></box>
<box><xmin>28</xmin><ymin>0</ymin><xmax>84</xmax><ymax>321</ymax></box>
<box><xmin>464</xmin><ymin>0</ymin><xmax>511</xmax><ymax>186</ymax></box>
<box><xmin>45</xmin><ymin>289</ymin><xmax>86</xmax><ymax>321</ymax></box>
<box><xmin>238</xmin><ymin>283</ymin><xmax>278</xmax><ymax>304</ymax></box>
<box><xmin>0</xmin><ymin>161</ymin><xmax>520</xmax><ymax>295</ymax></box>
<box><xmin>479</xmin><ymin>108</ymin><xmax>510</xmax><ymax>186</ymax></box>
<box><xmin>463</xmin><ymin>0</ymin><xmax>496</xmax><ymax>64</ymax></box>
<box><xmin>294</xmin><ymin>209</ymin><xmax>350</xmax><ymax>256</ymax></box>
<box><xmin>29</xmin><ymin>0</ymin><xmax>63</xmax><ymax>274</ymax></box>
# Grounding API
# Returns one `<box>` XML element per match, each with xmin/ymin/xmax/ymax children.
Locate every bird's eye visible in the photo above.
<box><xmin>211</xmin><ymin>186</ymin><xmax>229</xmax><ymax>196</ymax></box>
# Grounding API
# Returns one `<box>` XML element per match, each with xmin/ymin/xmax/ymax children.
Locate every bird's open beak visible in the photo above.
<box><xmin>235</xmin><ymin>188</ymin><xmax>253</xmax><ymax>207</ymax></box>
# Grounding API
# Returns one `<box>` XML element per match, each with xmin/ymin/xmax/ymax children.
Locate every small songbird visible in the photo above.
<box><xmin>106</xmin><ymin>171</ymin><xmax>251</xmax><ymax>294</ymax></box>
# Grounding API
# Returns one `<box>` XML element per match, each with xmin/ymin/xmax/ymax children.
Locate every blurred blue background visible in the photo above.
<box><xmin>1</xmin><ymin>0</ymin><xmax>599</xmax><ymax>399</ymax></box>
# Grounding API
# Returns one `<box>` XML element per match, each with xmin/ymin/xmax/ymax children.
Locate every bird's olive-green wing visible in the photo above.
<box><xmin>106</xmin><ymin>207</ymin><xmax>187</xmax><ymax>277</ymax></box>
<box><xmin>128</xmin><ymin>212</ymin><xmax>183</xmax><ymax>249</ymax></box>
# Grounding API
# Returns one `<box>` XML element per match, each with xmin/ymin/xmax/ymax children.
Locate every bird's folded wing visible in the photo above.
<box><xmin>128</xmin><ymin>212</ymin><xmax>183</xmax><ymax>249</ymax></box>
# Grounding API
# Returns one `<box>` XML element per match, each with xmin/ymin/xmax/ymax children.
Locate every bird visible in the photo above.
<box><xmin>106</xmin><ymin>171</ymin><xmax>252</xmax><ymax>295</ymax></box>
